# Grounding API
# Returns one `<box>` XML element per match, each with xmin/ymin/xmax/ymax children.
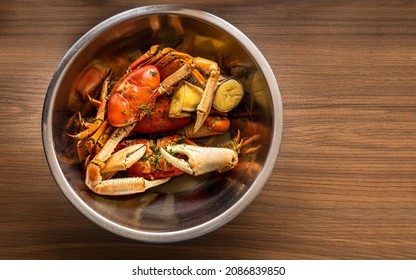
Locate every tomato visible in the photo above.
<box><xmin>126</xmin><ymin>65</ymin><xmax>160</xmax><ymax>90</ymax></box>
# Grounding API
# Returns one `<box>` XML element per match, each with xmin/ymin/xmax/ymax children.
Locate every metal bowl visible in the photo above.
<box><xmin>42</xmin><ymin>5</ymin><xmax>283</xmax><ymax>242</ymax></box>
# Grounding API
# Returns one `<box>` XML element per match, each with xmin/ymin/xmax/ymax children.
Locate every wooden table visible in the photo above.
<box><xmin>1</xmin><ymin>0</ymin><xmax>416</xmax><ymax>260</ymax></box>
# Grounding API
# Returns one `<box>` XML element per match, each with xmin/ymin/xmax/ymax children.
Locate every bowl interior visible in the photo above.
<box><xmin>43</xmin><ymin>6</ymin><xmax>282</xmax><ymax>242</ymax></box>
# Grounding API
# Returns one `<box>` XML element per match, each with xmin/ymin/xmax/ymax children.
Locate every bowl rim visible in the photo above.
<box><xmin>42</xmin><ymin>4</ymin><xmax>283</xmax><ymax>243</ymax></box>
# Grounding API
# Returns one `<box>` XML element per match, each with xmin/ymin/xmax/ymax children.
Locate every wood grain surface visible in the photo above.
<box><xmin>1</xmin><ymin>0</ymin><xmax>416</xmax><ymax>259</ymax></box>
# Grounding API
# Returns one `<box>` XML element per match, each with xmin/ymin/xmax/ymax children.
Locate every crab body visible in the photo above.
<box><xmin>132</xmin><ymin>95</ymin><xmax>230</xmax><ymax>137</ymax></box>
<box><xmin>132</xmin><ymin>96</ymin><xmax>192</xmax><ymax>134</ymax></box>
<box><xmin>107</xmin><ymin>65</ymin><xmax>161</xmax><ymax>127</ymax></box>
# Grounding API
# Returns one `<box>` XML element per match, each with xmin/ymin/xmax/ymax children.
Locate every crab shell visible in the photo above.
<box><xmin>107</xmin><ymin>65</ymin><xmax>161</xmax><ymax>127</ymax></box>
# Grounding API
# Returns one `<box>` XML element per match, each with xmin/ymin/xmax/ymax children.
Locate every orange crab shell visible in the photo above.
<box><xmin>108</xmin><ymin>85</ymin><xmax>154</xmax><ymax>127</ymax></box>
<box><xmin>107</xmin><ymin>65</ymin><xmax>161</xmax><ymax>127</ymax></box>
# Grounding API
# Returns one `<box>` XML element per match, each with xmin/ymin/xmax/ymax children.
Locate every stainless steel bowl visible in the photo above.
<box><xmin>42</xmin><ymin>5</ymin><xmax>283</xmax><ymax>242</ymax></box>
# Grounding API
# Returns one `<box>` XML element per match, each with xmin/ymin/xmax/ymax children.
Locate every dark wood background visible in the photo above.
<box><xmin>1</xmin><ymin>0</ymin><xmax>416</xmax><ymax>259</ymax></box>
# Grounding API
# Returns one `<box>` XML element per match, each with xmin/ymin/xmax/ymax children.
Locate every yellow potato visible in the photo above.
<box><xmin>169</xmin><ymin>81</ymin><xmax>203</xmax><ymax>118</ymax></box>
<box><xmin>213</xmin><ymin>78</ymin><xmax>244</xmax><ymax>112</ymax></box>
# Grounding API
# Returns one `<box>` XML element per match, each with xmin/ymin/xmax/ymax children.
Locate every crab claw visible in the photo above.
<box><xmin>93</xmin><ymin>177</ymin><xmax>170</xmax><ymax>196</ymax></box>
<box><xmin>160</xmin><ymin>144</ymin><xmax>238</xmax><ymax>176</ymax></box>
<box><xmin>86</xmin><ymin>143</ymin><xmax>171</xmax><ymax>196</ymax></box>
<box><xmin>86</xmin><ymin>143</ymin><xmax>147</xmax><ymax>189</ymax></box>
<box><xmin>101</xmin><ymin>143</ymin><xmax>146</xmax><ymax>173</ymax></box>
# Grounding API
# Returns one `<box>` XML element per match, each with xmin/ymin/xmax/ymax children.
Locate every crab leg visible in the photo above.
<box><xmin>160</xmin><ymin>144</ymin><xmax>238</xmax><ymax>176</ymax></box>
<box><xmin>95</xmin><ymin>124</ymin><xmax>114</xmax><ymax>154</ymax></box>
<box><xmin>76</xmin><ymin>138</ymin><xmax>88</xmax><ymax>163</ymax></box>
<box><xmin>70</xmin><ymin>77</ymin><xmax>110</xmax><ymax>140</ymax></box>
<box><xmin>162</xmin><ymin>53</ymin><xmax>220</xmax><ymax>131</ymax></box>
<box><xmin>178</xmin><ymin>116</ymin><xmax>230</xmax><ymax>138</ymax></box>
<box><xmin>128</xmin><ymin>45</ymin><xmax>160</xmax><ymax>70</ymax></box>
<box><xmin>193</xmin><ymin>57</ymin><xmax>220</xmax><ymax>132</ymax></box>
<box><xmin>93</xmin><ymin>177</ymin><xmax>170</xmax><ymax>196</ymax></box>
<box><xmin>95</xmin><ymin>143</ymin><xmax>170</xmax><ymax>195</ymax></box>
<box><xmin>85</xmin><ymin>123</ymin><xmax>170</xmax><ymax>195</ymax></box>
<box><xmin>85</xmin><ymin>120</ymin><xmax>109</xmax><ymax>155</ymax></box>
<box><xmin>156</xmin><ymin>53</ymin><xmax>220</xmax><ymax>132</ymax></box>
<box><xmin>85</xmin><ymin>123</ymin><xmax>135</xmax><ymax>189</ymax></box>
<box><xmin>158</xmin><ymin>63</ymin><xmax>193</xmax><ymax>94</ymax></box>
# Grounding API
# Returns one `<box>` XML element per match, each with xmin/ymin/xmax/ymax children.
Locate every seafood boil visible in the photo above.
<box><xmin>66</xmin><ymin>45</ymin><xmax>259</xmax><ymax>196</ymax></box>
